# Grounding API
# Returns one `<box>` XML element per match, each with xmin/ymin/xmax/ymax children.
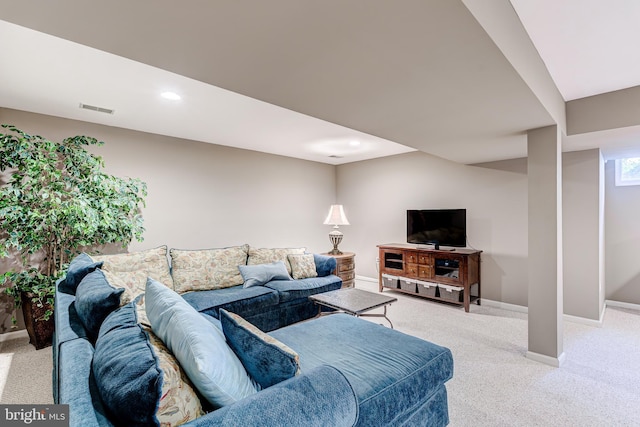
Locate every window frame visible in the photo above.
<box><xmin>614</xmin><ymin>157</ymin><xmax>640</xmax><ymax>187</ymax></box>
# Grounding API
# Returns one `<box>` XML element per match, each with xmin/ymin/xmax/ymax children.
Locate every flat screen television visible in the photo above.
<box><xmin>407</xmin><ymin>209</ymin><xmax>466</xmax><ymax>249</ymax></box>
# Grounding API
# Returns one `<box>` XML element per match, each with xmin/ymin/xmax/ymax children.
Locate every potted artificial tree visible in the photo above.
<box><xmin>0</xmin><ymin>124</ymin><xmax>147</xmax><ymax>349</ymax></box>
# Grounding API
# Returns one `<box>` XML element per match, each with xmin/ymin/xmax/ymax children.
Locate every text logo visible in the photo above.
<box><xmin>1</xmin><ymin>405</ymin><xmax>69</xmax><ymax>426</ymax></box>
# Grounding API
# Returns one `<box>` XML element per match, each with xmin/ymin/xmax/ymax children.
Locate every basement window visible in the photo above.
<box><xmin>615</xmin><ymin>157</ymin><xmax>640</xmax><ymax>186</ymax></box>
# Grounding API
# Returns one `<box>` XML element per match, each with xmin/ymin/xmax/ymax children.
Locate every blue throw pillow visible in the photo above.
<box><xmin>59</xmin><ymin>253</ymin><xmax>103</xmax><ymax>294</ymax></box>
<box><xmin>75</xmin><ymin>269</ymin><xmax>125</xmax><ymax>342</ymax></box>
<box><xmin>313</xmin><ymin>254</ymin><xmax>337</xmax><ymax>277</ymax></box>
<box><xmin>220</xmin><ymin>309</ymin><xmax>301</xmax><ymax>389</ymax></box>
<box><xmin>145</xmin><ymin>277</ymin><xmax>258</xmax><ymax>409</ymax></box>
<box><xmin>238</xmin><ymin>261</ymin><xmax>291</xmax><ymax>288</ymax></box>
<box><xmin>93</xmin><ymin>300</ymin><xmax>161</xmax><ymax>426</ymax></box>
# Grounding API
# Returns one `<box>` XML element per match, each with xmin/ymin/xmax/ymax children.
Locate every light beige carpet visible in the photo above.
<box><xmin>355</xmin><ymin>279</ymin><xmax>640</xmax><ymax>427</ymax></box>
<box><xmin>0</xmin><ymin>334</ymin><xmax>53</xmax><ymax>404</ymax></box>
<box><xmin>1</xmin><ymin>279</ymin><xmax>639</xmax><ymax>426</ymax></box>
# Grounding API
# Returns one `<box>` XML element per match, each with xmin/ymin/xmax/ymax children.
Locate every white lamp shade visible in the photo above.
<box><xmin>323</xmin><ymin>204</ymin><xmax>350</xmax><ymax>226</ymax></box>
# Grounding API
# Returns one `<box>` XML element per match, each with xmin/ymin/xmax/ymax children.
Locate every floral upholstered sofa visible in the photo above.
<box><xmin>53</xmin><ymin>245</ymin><xmax>454</xmax><ymax>426</ymax></box>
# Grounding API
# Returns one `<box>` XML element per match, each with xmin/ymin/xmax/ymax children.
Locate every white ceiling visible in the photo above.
<box><xmin>1</xmin><ymin>1</ymin><xmax>640</xmax><ymax>165</ymax></box>
<box><xmin>510</xmin><ymin>0</ymin><xmax>640</xmax><ymax>101</ymax></box>
<box><xmin>0</xmin><ymin>20</ymin><xmax>415</xmax><ymax>166</ymax></box>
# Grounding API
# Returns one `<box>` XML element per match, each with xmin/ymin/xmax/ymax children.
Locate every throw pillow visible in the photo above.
<box><xmin>287</xmin><ymin>254</ymin><xmax>318</xmax><ymax>280</ymax></box>
<box><xmin>247</xmin><ymin>247</ymin><xmax>305</xmax><ymax>275</ymax></box>
<box><xmin>313</xmin><ymin>253</ymin><xmax>337</xmax><ymax>277</ymax></box>
<box><xmin>219</xmin><ymin>309</ymin><xmax>301</xmax><ymax>389</ymax></box>
<box><xmin>145</xmin><ymin>277</ymin><xmax>258</xmax><ymax>409</ymax></box>
<box><xmin>170</xmin><ymin>245</ymin><xmax>249</xmax><ymax>293</ymax></box>
<box><xmin>75</xmin><ymin>269</ymin><xmax>125</xmax><ymax>342</ymax></box>
<box><xmin>93</xmin><ymin>298</ymin><xmax>204</xmax><ymax>426</ymax></box>
<box><xmin>59</xmin><ymin>253</ymin><xmax>103</xmax><ymax>294</ymax></box>
<box><xmin>90</xmin><ymin>245</ymin><xmax>173</xmax><ymax>297</ymax></box>
<box><xmin>238</xmin><ymin>261</ymin><xmax>291</xmax><ymax>288</ymax></box>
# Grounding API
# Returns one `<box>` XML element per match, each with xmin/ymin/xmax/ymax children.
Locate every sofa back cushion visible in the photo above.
<box><xmin>59</xmin><ymin>253</ymin><xmax>103</xmax><ymax>294</ymax></box>
<box><xmin>170</xmin><ymin>245</ymin><xmax>249</xmax><ymax>293</ymax></box>
<box><xmin>93</xmin><ymin>298</ymin><xmax>203</xmax><ymax>426</ymax></box>
<box><xmin>90</xmin><ymin>245</ymin><xmax>173</xmax><ymax>296</ymax></box>
<box><xmin>220</xmin><ymin>309</ymin><xmax>300</xmax><ymax>389</ymax></box>
<box><xmin>75</xmin><ymin>269</ymin><xmax>125</xmax><ymax>342</ymax></box>
<box><xmin>145</xmin><ymin>278</ymin><xmax>258</xmax><ymax>409</ymax></box>
<box><xmin>247</xmin><ymin>247</ymin><xmax>305</xmax><ymax>275</ymax></box>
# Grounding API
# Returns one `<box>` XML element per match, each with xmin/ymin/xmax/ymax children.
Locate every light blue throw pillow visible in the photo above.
<box><xmin>145</xmin><ymin>278</ymin><xmax>258</xmax><ymax>409</ymax></box>
<box><xmin>238</xmin><ymin>261</ymin><xmax>291</xmax><ymax>288</ymax></box>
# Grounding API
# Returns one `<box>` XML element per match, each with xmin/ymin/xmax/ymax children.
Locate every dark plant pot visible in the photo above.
<box><xmin>21</xmin><ymin>292</ymin><xmax>54</xmax><ymax>350</ymax></box>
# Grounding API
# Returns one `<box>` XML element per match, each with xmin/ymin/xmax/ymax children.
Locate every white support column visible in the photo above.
<box><xmin>526</xmin><ymin>125</ymin><xmax>565</xmax><ymax>367</ymax></box>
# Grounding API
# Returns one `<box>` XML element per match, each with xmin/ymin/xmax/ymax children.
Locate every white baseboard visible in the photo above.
<box><xmin>606</xmin><ymin>299</ymin><xmax>640</xmax><ymax>311</ymax></box>
<box><xmin>526</xmin><ymin>350</ymin><xmax>566</xmax><ymax>368</ymax></box>
<box><xmin>0</xmin><ymin>329</ymin><xmax>28</xmax><ymax>343</ymax></box>
<box><xmin>356</xmin><ymin>278</ymin><xmax>610</xmax><ymax>326</ymax></box>
<box><xmin>481</xmin><ymin>298</ymin><xmax>529</xmax><ymax>314</ymax></box>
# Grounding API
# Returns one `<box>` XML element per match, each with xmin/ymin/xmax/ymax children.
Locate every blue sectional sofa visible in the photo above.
<box><xmin>53</xmin><ymin>246</ymin><xmax>454</xmax><ymax>426</ymax></box>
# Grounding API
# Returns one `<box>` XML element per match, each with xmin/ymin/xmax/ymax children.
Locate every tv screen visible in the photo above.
<box><xmin>407</xmin><ymin>209</ymin><xmax>466</xmax><ymax>248</ymax></box>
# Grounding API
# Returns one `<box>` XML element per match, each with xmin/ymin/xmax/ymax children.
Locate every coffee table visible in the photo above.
<box><xmin>309</xmin><ymin>288</ymin><xmax>398</xmax><ymax>328</ymax></box>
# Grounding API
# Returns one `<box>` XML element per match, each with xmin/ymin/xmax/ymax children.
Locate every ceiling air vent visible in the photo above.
<box><xmin>79</xmin><ymin>103</ymin><xmax>114</xmax><ymax>115</ymax></box>
<box><xmin>328</xmin><ymin>155</ymin><xmax>343</xmax><ymax>159</ymax></box>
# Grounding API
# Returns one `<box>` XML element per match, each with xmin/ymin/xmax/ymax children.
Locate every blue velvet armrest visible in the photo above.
<box><xmin>313</xmin><ymin>254</ymin><xmax>337</xmax><ymax>277</ymax></box>
<box><xmin>59</xmin><ymin>338</ymin><xmax>114</xmax><ymax>427</ymax></box>
<box><xmin>185</xmin><ymin>365</ymin><xmax>358</xmax><ymax>427</ymax></box>
<box><xmin>54</xmin><ymin>278</ymin><xmax>90</xmax><ymax>403</ymax></box>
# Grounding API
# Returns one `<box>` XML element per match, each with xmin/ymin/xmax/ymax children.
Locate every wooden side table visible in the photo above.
<box><xmin>323</xmin><ymin>252</ymin><xmax>356</xmax><ymax>288</ymax></box>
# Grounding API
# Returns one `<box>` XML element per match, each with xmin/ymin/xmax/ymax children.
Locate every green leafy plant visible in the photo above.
<box><xmin>0</xmin><ymin>124</ymin><xmax>147</xmax><ymax>322</ymax></box>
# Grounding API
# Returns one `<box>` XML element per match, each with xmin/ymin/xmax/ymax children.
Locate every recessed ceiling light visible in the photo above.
<box><xmin>161</xmin><ymin>91</ymin><xmax>181</xmax><ymax>100</ymax></box>
<box><xmin>349</xmin><ymin>140</ymin><xmax>361</xmax><ymax>147</ymax></box>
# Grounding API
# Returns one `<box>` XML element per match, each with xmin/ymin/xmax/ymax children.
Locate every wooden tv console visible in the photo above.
<box><xmin>377</xmin><ymin>243</ymin><xmax>482</xmax><ymax>312</ymax></box>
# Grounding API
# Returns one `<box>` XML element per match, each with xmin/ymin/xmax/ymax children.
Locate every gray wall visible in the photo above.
<box><xmin>0</xmin><ymin>108</ymin><xmax>336</xmax><ymax>332</ymax></box>
<box><xmin>605</xmin><ymin>159</ymin><xmax>640</xmax><ymax>305</ymax></box>
<box><xmin>336</xmin><ymin>151</ymin><xmax>529</xmax><ymax>306</ymax></box>
<box><xmin>562</xmin><ymin>149</ymin><xmax>605</xmax><ymax>320</ymax></box>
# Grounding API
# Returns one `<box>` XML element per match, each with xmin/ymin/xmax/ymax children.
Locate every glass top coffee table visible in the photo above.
<box><xmin>309</xmin><ymin>288</ymin><xmax>398</xmax><ymax>328</ymax></box>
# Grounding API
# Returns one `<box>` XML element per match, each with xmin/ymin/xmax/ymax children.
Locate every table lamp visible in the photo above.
<box><xmin>323</xmin><ymin>204</ymin><xmax>350</xmax><ymax>255</ymax></box>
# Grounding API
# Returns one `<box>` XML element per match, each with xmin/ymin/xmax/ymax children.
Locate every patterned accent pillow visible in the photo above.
<box><xmin>134</xmin><ymin>302</ymin><xmax>204</xmax><ymax>426</ymax></box>
<box><xmin>170</xmin><ymin>245</ymin><xmax>250</xmax><ymax>293</ymax></box>
<box><xmin>247</xmin><ymin>247</ymin><xmax>305</xmax><ymax>275</ymax></box>
<box><xmin>287</xmin><ymin>254</ymin><xmax>318</xmax><ymax>279</ymax></box>
<box><xmin>219</xmin><ymin>309</ymin><xmax>301</xmax><ymax>389</ymax></box>
<box><xmin>90</xmin><ymin>246</ymin><xmax>173</xmax><ymax>297</ymax></box>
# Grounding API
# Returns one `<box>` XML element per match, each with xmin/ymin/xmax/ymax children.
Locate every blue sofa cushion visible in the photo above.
<box><xmin>181</xmin><ymin>285</ymin><xmax>279</xmax><ymax>319</ymax></box>
<box><xmin>59</xmin><ymin>253</ymin><xmax>103</xmax><ymax>294</ymax></box>
<box><xmin>270</xmin><ymin>314</ymin><xmax>454</xmax><ymax>427</ymax></box>
<box><xmin>75</xmin><ymin>269</ymin><xmax>124</xmax><ymax>342</ymax></box>
<box><xmin>146</xmin><ymin>278</ymin><xmax>258</xmax><ymax>409</ymax></box>
<box><xmin>92</xmin><ymin>300</ymin><xmax>162</xmax><ymax>426</ymax></box>
<box><xmin>238</xmin><ymin>261</ymin><xmax>291</xmax><ymax>288</ymax></box>
<box><xmin>313</xmin><ymin>254</ymin><xmax>337</xmax><ymax>277</ymax></box>
<box><xmin>263</xmin><ymin>275</ymin><xmax>343</xmax><ymax>303</ymax></box>
<box><xmin>220</xmin><ymin>309</ymin><xmax>300</xmax><ymax>389</ymax></box>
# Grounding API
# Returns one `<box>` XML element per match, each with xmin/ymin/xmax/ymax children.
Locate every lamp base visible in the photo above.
<box><xmin>328</xmin><ymin>229</ymin><xmax>344</xmax><ymax>255</ymax></box>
